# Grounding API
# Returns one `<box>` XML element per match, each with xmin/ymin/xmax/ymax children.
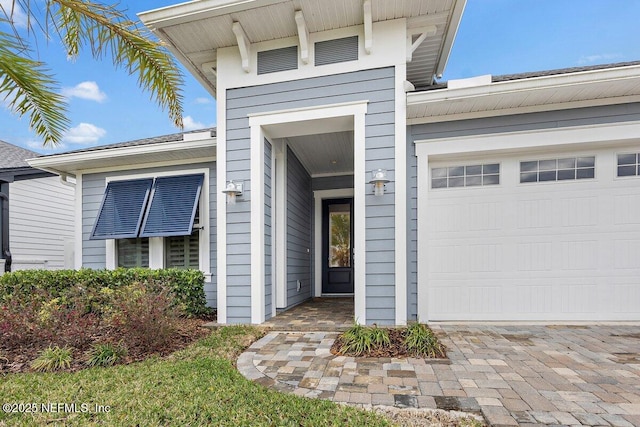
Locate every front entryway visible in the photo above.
<box><xmin>322</xmin><ymin>198</ymin><xmax>354</xmax><ymax>294</ymax></box>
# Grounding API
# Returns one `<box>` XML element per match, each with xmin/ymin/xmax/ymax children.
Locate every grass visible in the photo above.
<box><xmin>30</xmin><ymin>346</ymin><xmax>73</xmax><ymax>372</ymax></box>
<box><xmin>0</xmin><ymin>326</ymin><xmax>391</xmax><ymax>427</ymax></box>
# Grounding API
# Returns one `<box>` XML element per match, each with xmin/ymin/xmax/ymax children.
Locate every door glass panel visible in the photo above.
<box><xmin>328</xmin><ymin>203</ymin><xmax>350</xmax><ymax>268</ymax></box>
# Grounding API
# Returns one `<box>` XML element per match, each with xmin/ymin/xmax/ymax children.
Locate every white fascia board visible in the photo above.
<box><xmin>434</xmin><ymin>0</ymin><xmax>467</xmax><ymax>76</ymax></box>
<box><xmin>414</xmin><ymin>120</ymin><xmax>640</xmax><ymax>158</ymax></box>
<box><xmin>139</xmin><ymin>0</ymin><xmax>289</xmax><ymax>28</ymax></box>
<box><xmin>26</xmin><ymin>138</ymin><xmax>217</xmax><ymax>174</ymax></box>
<box><xmin>407</xmin><ymin>65</ymin><xmax>640</xmax><ymax>110</ymax></box>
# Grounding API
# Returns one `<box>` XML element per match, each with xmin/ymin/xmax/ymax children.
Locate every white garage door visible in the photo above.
<box><xmin>425</xmin><ymin>147</ymin><xmax>640</xmax><ymax>321</ymax></box>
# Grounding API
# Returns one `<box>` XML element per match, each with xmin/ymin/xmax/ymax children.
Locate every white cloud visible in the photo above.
<box><xmin>577</xmin><ymin>53</ymin><xmax>623</xmax><ymax>65</ymax></box>
<box><xmin>194</xmin><ymin>97</ymin><xmax>212</xmax><ymax>105</ymax></box>
<box><xmin>61</xmin><ymin>81</ymin><xmax>107</xmax><ymax>103</ymax></box>
<box><xmin>26</xmin><ymin>140</ymin><xmax>67</xmax><ymax>152</ymax></box>
<box><xmin>64</xmin><ymin>123</ymin><xmax>106</xmax><ymax>144</ymax></box>
<box><xmin>0</xmin><ymin>0</ymin><xmax>27</xmax><ymax>27</ymax></box>
<box><xmin>183</xmin><ymin>115</ymin><xmax>206</xmax><ymax>131</ymax></box>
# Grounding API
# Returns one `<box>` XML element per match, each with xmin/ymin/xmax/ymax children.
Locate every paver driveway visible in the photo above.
<box><xmin>238</xmin><ymin>324</ymin><xmax>640</xmax><ymax>426</ymax></box>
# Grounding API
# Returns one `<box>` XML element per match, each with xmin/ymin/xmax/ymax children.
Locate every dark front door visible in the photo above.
<box><xmin>322</xmin><ymin>198</ymin><xmax>354</xmax><ymax>293</ymax></box>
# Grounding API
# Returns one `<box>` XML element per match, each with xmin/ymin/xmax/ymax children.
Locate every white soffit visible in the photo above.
<box><xmin>139</xmin><ymin>0</ymin><xmax>466</xmax><ymax>95</ymax></box>
<box><xmin>407</xmin><ymin>65</ymin><xmax>640</xmax><ymax>123</ymax></box>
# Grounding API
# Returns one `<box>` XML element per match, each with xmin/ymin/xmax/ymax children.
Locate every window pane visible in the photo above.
<box><xmin>448</xmin><ymin>177</ymin><xmax>464</xmax><ymax>187</ymax></box>
<box><xmin>431</xmin><ymin>178</ymin><xmax>447</xmax><ymax>188</ymax></box>
<box><xmin>577</xmin><ymin>157</ymin><xmax>595</xmax><ymax>168</ymax></box>
<box><xmin>483</xmin><ymin>174</ymin><xmax>500</xmax><ymax>185</ymax></box>
<box><xmin>539</xmin><ymin>171</ymin><xmax>556</xmax><ymax>181</ymax></box>
<box><xmin>431</xmin><ymin>168</ymin><xmax>447</xmax><ymax>178</ymax></box>
<box><xmin>117</xmin><ymin>238</ymin><xmax>149</xmax><ymax>268</ymax></box>
<box><xmin>520</xmin><ymin>161</ymin><xmax>538</xmax><ymax>173</ymax></box>
<box><xmin>465</xmin><ymin>175</ymin><xmax>482</xmax><ymax>186</ymax></box>
<box><xmin>618</xmin><ymin>153</ymin><xmax>637</xmax><ymax>166</ymax></box>
<box><xmin>465</xmin><ymin>165</ymin><xmax>482</xmax><ymax>175</ymax></box>
<box><xmin>165</xmin><ymin>231</ymin><xmax>199</xmax><ymax>269</ymax></box>
<box><xmin>557</xmin><ymin>169</ymin><xmax>576</xmax><ymax>180</ymax></box>
<box><xmin>328</xmin><ymin>204</ymin><xmax>350</xmax><ymax>268</ymax></box>
<box><xmin>448</xmin><ymin>166</ymin><xmax>464</xmax><ymax>177</ymax></box>
<box><xmin>618</xmin><ymin>165</ymin><xmax>636</xmax><ymax>177</ymax></box>
<box><xmin>539</xmin><ymin>160</ymin><xmax>557</xmax><ymax>171</ymax></box>
<box><xmin>557</xmin><ymin>158</ymin><xmax>576</xmax><ymax>169</ymax></box>
<box><xmin>520</xmin><ymin>172</ymin><xmax>537</xmax><ymax>183</ymax></box>
<box><xmin>483</xmin><ymin>164</ymin><xmax>500</xmax><ymax>174</ymax></box>
<box><xmin>577</xmin><ymin>168</ymin><xmax>595</xmax><ymax>179</ymax></box>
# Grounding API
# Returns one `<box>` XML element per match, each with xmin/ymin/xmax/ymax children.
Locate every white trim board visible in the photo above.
<box><xmin>249</xmin><ymin>100</ymin><xmax>368</xmax><ymax>324</ymax></box>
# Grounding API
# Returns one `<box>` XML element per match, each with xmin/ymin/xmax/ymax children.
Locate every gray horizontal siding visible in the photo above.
<box><xmin>226</xmin><ymin>67</ymin><xmax>396</xmax><ymax>325</ymax></box>
<box><xmin>312</xmin><ymin>175</ymin><xmax>354</xmax><ymax>191</ymax></box>
<box><xmin>82</xmin><ymin>162</ymin><xmax>217</xmax><ymax>308</ymax></box>
<box><xmin>287</xmin><ymin>147</ymin><xmax>312</xmax><ymax>307</ymax></box>
<box><xmin>264</xmin><ymin>139</ymin><xmax>273</xmax><ymax>320</ymax></box>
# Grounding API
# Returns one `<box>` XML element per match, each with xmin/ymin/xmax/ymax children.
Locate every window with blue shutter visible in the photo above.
<box><xmin>90</xmin><ymin>178</ymin><xmax>153</xmax><ymax>240</ymax></box>
<box><xmin>140</xmin><ymin>174</ymin><xmax>204</xmax><ymax>237</ymax></box>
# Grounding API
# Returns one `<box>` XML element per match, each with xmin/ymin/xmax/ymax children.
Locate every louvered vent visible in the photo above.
<box><xmin>314</xmin><ymin>36</ymin><xmax>358</xmax><ymax>66</ymax></box>
<box><xmin>257</xmin><ymin>46</ymin><xmax>298</xmax><ymax>74</ymax></box>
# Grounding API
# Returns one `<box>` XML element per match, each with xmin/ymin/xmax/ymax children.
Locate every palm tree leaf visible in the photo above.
<box><xmin>0</xmin><ymin>30</ymin><xmax>70</xmax><ymax>146</ymax></box>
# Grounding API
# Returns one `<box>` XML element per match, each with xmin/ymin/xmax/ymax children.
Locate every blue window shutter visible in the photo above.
<box><xmin>90</xmin><ymin>178</ymin><xmax>153</xmax><ymax>240</ymax></box>
<box><xmin>140</xmin><ymin>174</ymin><xmax>204</xmax><ymax>237</ymax></box>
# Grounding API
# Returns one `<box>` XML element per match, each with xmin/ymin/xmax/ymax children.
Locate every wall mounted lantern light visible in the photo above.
<box><xmin>369</xmin><ymin>169</ymin><xmax>389</xmax><ymax>196</ymax></box>
<box><xmin>222</xmin><ymin>180</ymin><xmax>243</xmax><ymax>205</ymax></box>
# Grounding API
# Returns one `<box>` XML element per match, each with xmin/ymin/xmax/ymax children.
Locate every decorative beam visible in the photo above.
<box><xmin>406</xmin><ymin>25</ymin><xmax>437</xmax><ymax>62</ymax></box>
<box><xmin>232</xmin><ymin>21</ymin><xmax>251</xmax><ymax>72</ymax></box>
<box><xmin>363</xmin><ymin>0</ymin><xmax>372</xmax><ymax>54</ymax></box>
<box><xmin>201</xmin><ymin>61</ymin><xmax>217</xmax><ymax>79</ymax></box>
<box><xmin>294</xmin><ymin>10</ymin><xmax>309</xmax><ymax>64</ymax></box>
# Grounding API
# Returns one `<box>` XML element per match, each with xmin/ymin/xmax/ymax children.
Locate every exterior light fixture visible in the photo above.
<box><xmin>369</xmin><ymin>169</ymin><xmax>389</xmax><ymax>196</ymax></box>
<box><xmin>222</xmin><ymin>180</ymin><xmax>243</xmax><ymax>205</ymax></box>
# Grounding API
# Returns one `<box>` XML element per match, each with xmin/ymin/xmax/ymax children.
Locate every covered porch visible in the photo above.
<box><xmin>262</xmin><ymin>297</ymin><xmax>355</xmax><ymax>332</ymax></box>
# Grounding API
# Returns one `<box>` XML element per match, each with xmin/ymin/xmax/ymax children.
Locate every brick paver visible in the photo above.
<box><xmin>237</xmin><ymin>323</ymin><xmax>640</xmax><ymax>426</ymax></box>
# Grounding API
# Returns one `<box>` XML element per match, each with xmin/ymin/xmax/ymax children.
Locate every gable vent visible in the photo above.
<box><xmin>257</xmin><ymin>46</ymin><xmax>298</xmax><ymax>75</ymax></box>
<box><xmin>315</xmin><ymin>36</ymin><xmax>359</xmax><ymax>66</ymax></box>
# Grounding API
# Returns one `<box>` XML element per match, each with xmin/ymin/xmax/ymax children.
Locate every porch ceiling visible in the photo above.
<box><xmin>138</xmin><ymin>0</ymin><xmax>466</xmax><ymax>95</ymax></box>
<box><xmin>285</xmin><ymin>131</ymin><xmax>354</xmax><ymax>177</ymax></box>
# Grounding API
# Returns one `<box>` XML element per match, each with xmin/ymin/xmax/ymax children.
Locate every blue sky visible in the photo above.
<box><xmin>2</xmin><ymin>0</ymin><xmax>640</xmax><ymax>154</ymax></box>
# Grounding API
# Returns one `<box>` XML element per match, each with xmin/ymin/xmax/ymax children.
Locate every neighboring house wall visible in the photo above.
<box><xmin>9</xmin><ymin>175</ymin><xmax>74</xmax><ymax>270</ymax></box>
<box><xmin>225</xmin><ymin>67</ymin><xmax>396</xmax><ymax>324</ymax></box>
<box><xmin>286</xmin><ymin>147</ymin><xmax>312</xmax><ymax>308</ymax></box>
<box><xmin>81</xmin><ymin>162</ymin><xmax>217</xmax><ymax>307</ymax></box>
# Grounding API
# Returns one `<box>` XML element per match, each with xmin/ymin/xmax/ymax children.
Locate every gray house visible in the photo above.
<box><xmin>30</xmin><ymin>0</ymin><xmax>640</xmax><ymax>324</ymax></box>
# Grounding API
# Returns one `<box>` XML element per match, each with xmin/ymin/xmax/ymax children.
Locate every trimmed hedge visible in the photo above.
<box><xmin>0</xmin><ymin>268</ymin><xmax>209</xmax><ymax>317</ymax></box>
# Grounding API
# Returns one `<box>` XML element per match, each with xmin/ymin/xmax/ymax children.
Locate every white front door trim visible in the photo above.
<box><xmin>249</xmin><ymin>101</ymin><xmax>368</xmax><ymax>324</ymax></box>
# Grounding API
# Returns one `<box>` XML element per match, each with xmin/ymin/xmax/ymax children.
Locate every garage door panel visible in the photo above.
<box><xmin>425</xmin><ymin>152</ymin><xmax>640</xmax><ymax>321</ymax></box>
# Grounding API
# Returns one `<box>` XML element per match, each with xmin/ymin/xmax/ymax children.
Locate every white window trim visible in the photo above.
<box><xmin>103</xmin><ymin>168</ymin><xmax>211</xmax><ymax>280</ymax></box>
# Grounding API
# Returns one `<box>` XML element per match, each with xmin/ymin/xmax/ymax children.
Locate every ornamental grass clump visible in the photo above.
<box><xmin>404</xmin><ymin>322</ymin><xmax>446</xmax><ymax>358</ymax></box>
<box><xmin>86</xmin><ymin>342</ymin><xmax>128</xmax><ymax>367</ymax></box>
<box><xmin>31</xmin><ymin>346</ymin><xmax>72</xmax><ymax>372</ymax></box>
<box><xmin>339</xmin><ymin>323</ymin><xmax>390</xmax><ymax>356</ymax></box>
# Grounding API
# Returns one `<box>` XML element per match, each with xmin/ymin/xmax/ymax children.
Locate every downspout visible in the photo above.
<box><xmin>0</xmin><ymin>192</ymin><xmax>11</xmax><ymax>273</ymax></box>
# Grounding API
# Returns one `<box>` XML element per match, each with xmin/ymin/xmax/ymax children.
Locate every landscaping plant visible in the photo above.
<box><xmin>404</xmin><ymin>322</ymin><xmax>447</xmax><ymax>358</ymax></box>
<box><xmin>86</xmin><ymin>342</ymin><xmax>128</xmax><ymax>367</ymax></box>
<box><xmin>30</xmin><ymin>346</ymin><xmax>72</xmax><ymax>372</ymax></box>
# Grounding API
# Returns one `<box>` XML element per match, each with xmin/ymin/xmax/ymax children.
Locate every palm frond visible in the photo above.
<box><xmin>0</xmin><ymin>30</ymin><xmax>69</xmax><ymax>146</ymax></box>
<box><xmin>51</xmin><ymin>0</ymin><xmax>184</xmax><ymax>128</ymax></box>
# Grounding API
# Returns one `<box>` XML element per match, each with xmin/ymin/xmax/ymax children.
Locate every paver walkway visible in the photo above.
<box><xmin>238</xmin><ymin>324</ymin><xmax>640</xmax><ymax>426</ymax></box>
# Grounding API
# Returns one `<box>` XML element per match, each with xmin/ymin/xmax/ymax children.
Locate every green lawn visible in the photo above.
<box><xmin>0</xmin><ymin>326</ymin><xmax>391</xmax><ymax>426</ymax></box>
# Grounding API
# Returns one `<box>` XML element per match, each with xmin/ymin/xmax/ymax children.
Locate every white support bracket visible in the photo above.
<box><xmin>201</xmin><ymin>61</ymin><xmax>218</xmax><ymax>79</ymax></box>
<box><xmin>232</xmin><ymin>21</ymin><xmax>251</xmax><ymax>73</ymax></box>
<box><xmin>294</xmin><ymin>10</ymin><xmax>310</xmax><ymax>64</ymax></box>
<box><xmin>406</xmin><ymin>25</ymin><xmax>437</xmax><ymax>62</ymax></box>
<box><xmin>363</xmin><ymin>0</ymin><xmax>372</xmax><ymax>54</ymax></box>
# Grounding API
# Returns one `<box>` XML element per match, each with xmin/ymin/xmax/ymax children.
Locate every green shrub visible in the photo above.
<box><xmin>339</xmin><ymin>323</ymin><xmax>390</xmax><ymax>356</ymax></box>
<box><xmin>86</xmin><ymin>342</ymin><xmax>127</xmax><ymax>367</ymax></box>
<box><xmin>404</xmin><ymin>322</ymin><xmax>446</xmax><ymax>358</ymax></box>
<box><xmin>31</xmin><ymin>346</ymin><xmax>73</xmax><ymax>372</ymax></box>
<box><xmin>0</xmin><ymin>268</ymin><xmax>209</xmax><ymax>317</ymax></box>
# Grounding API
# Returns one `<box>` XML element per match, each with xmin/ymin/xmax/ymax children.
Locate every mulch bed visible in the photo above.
<box><xmin>0</xmin><ymin>317</ymin><xmax>213</xmax><ymax>374</ymax></box>
<box><xmin>330</xmin><ymin>328</ymin><xmax>448</xmax><ymax>359</ymax></box>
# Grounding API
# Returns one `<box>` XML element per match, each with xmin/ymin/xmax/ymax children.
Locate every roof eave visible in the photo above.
<box><xmin>27</xmin><ymin>137</ymin><xmax>217</xmax><ymax>175</ymax></box>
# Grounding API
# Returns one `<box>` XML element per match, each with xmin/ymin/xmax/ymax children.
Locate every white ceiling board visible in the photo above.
<box><xmin>286</xmin><ymin>131</ymin><xmax>354</xmax><ymax>176</ymax></box>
